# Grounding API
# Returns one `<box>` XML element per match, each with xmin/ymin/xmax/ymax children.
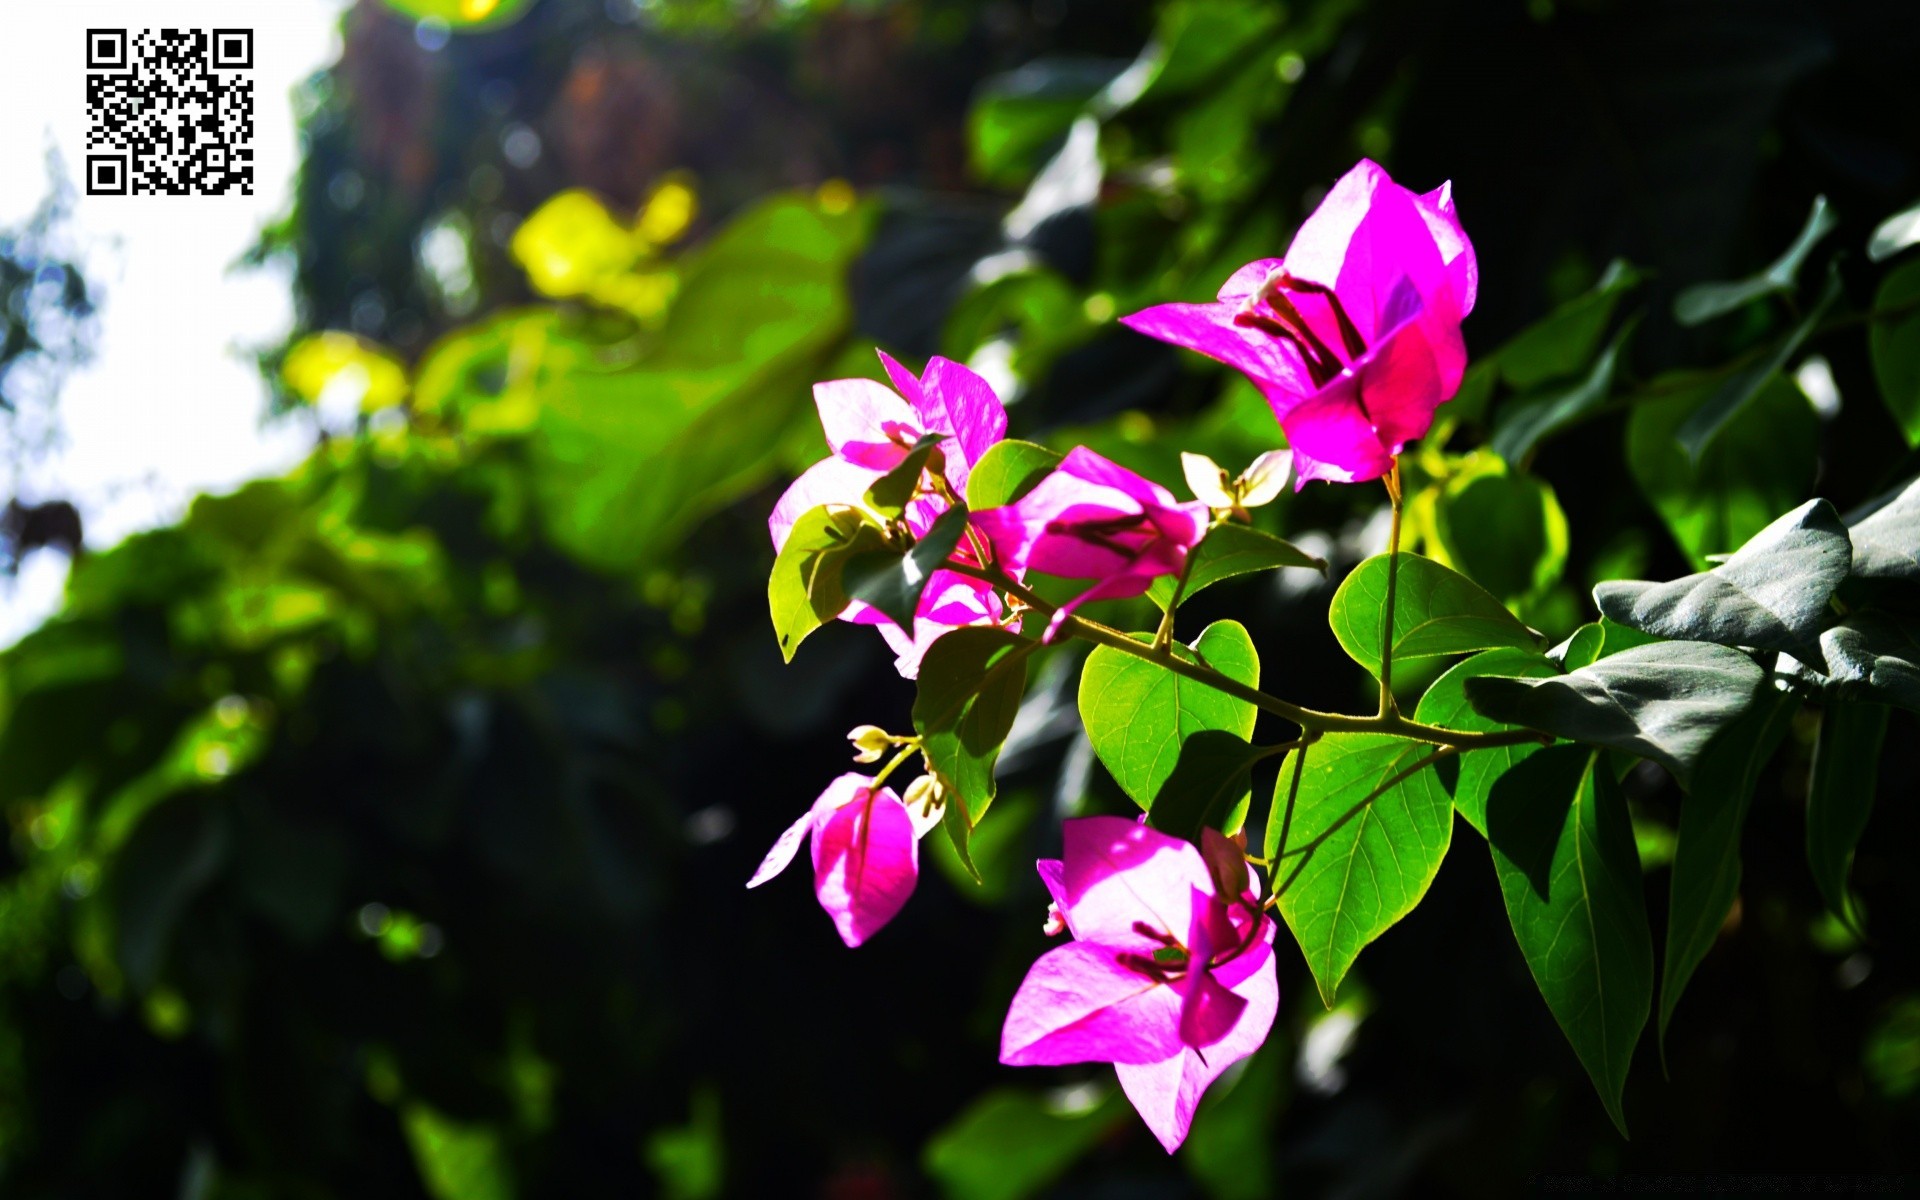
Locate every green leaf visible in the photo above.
<box><xmin>863</xmin><ymin>433</ymin><xmax>945</xmax><ymax>518</ymax></box>
<box><xmin>967</xmin><ymin>58</ymin><xmax>1127</xmax><ymax>188</ymax></box>
<box><xmin>1818</xmin><ymin>612</ymin><xmax>1920</xmax><ymax>713</ymax></box>
<box><xmin>1485</xmin><ymin>747</ymin><xmax>1652</xmax><ymax>1136</ymax></box>
<box><xmin>1464</xmin><ymin>642</ymin><xmax>1765</xmax><ymax>787</ymax></box>
<box><xmin>382</xmin><ymin>0</ymin><xmax>534</xmax><ymax>30</ymax></box>
<box><xmin>1658</xmin><ymin>692</ymin><xmax>1797</xmax><ymax>1049</ymax></box>
<box><xmin>767</xmin><ymin>505</ymin><xmax>885</xmax><ymax>662</ymax></box>
<box><xmin>1490</xmin><ymin>320</ymin><xmax>1633</xmax><ymax>465</ymax></box>
<box><xmin>402</xmin><ymin>1104</ymin><xmax>514</xmax><ymax>1200</ymax></box>
<box><xmin>108</xmin><ymin>796</ymin><xmax>231</xmax><ymax>993</ymax></box>
<box><xmin>1496</xmin><ymin>259</ymin><xmax>1643</xmax><ymax>390</ymax></box>
<box><xmin>841</xmin><ymin>506</ymin><xmax>970</xmax><ymax>632</ymax></box>
<box><xmin>1147</xmin><ymin>730</ymin><xmax>1272</xmax><ymax>841</ymax></box>
<box><xmin>1677</xmin><ymin>269</ymin><xmax>1840</xmax><ymax>460</ymax></box>
<box><xmin>1078</xmin><ymin>621</ymin><xmax>1258</xmax><ymax>812</ymax></box>
<box><xmin>1673</xmin><ymin>195</ymin><xmax>1836</xmax><ymax>327</ymax></box>
<box><xmin>1146</xmin><ymin>523</ymin><xmax>1326</xmax><ymax>610</ymax></box>
<box><xmin>1594</xmin><ymin>499</ymin><xmax>1852</xmax><ymax>654</ymax></box>
<box><xmin>1413</xmin><ymin>648</ymin><xmax>1558</xmax><ymax>835</ymax></box>
<box><xmin>1269</xmin><ymin>733</ymin><xmax>1453</xmax><ymax>1006</ymax></box>
<box><xmin>1329</xmin><ymin>553</ymin><xmax>1541</xmax><ymax>678</ymax></box>
<box><xmin>1870</xmin><ymin>259</ymin><xmax>1920</xmax><ymax>446</ymax></box>
<box><xmin>1869</xmin><ymin>201</ymin><xmax>1920</xmax><ymax>263</ymax></box>
<box><xmin>966</xmin><ymin>440</ymin><xmax>1063</xmax><ymax>510</ymax></box>
<box><xmin>1627</xmin><ymin>372</ymin><xmax>1817</xmax><ymax>568</ymax></box>
<box><xmin>914</xmin><ymin>628</ymin><xmax>1038</xmax><ymax>877</ymax></box>
<box><xmin>1806</xmin><ymin>701</ymin><xmax>1891</xmax><ymax>935</ymax></box>
<box><xmin>1430</xmin><ymin>462</ymin><xmax>1570</xmax><ymax>606</ymax></box>
<box><xmin>922</xmin><ymin>1086</ymin><xmax>1125</xmax><ymax>1200</ymax></box>
<box><xmin>1847</xmin><ymin>475</ymin><xmax>1920</xmax><ymax>581</ymax></box>
<box><xmin>1552</xmin><ymin>623</ymin><xmax>1606</xmax><ymax>672</ymax></box>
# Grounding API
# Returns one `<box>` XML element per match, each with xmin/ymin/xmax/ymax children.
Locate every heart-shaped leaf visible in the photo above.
<box><xmin>914</xmin><ymin>627</ymin><xmax>1038</xmax><ymax>879</ymax></box>
<box><xmin>1330</xmin><ymin>553</ymin><xmax>1540</xmax><ymax>678</ymax></box>
<box><xmin>768</xmin><ymin>504</ymin><xmax>888</xmax><ymax>661</ymax></box>
<box><xmin>1146</xmin><ymin>523</ymin><xmax>1326</xmax><ymax>610</ymax></box>
<box><xmin>1413</xmin><ymin>647</ymin><xmax>1557</xmax><ymax>835</ymax></box>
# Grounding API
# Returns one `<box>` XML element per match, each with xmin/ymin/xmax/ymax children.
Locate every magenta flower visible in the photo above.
<box><xmin>1121</xmin><ymin>159</ymin><xmax>1477</xmax><ymax>486</ymax></box>
<box><xmin>1000</xmin><ymin>817</ymin><xmax>1278</xmax><ymax>1152</ymax></box>
<box><xmin>767</xmin><ymin>351</ymin><xmax>1013</xmax><ymax>676</ymax></box>
<box><xmin>971</xmin><ymin>447</ymin><xmax>1210</xmax><ymax>639</ymax></box>
<box><xmin>746</xmin><ymin>772</ymin><xmax>925</xmax><ymax>948</ymax></box>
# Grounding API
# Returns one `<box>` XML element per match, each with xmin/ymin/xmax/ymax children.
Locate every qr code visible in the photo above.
<box><xmin>85</xmin><ymin>29</ymin><xmax>255</xmax><ymax>196</ymax></box>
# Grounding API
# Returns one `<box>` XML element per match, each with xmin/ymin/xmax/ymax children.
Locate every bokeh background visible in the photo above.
<box><xmin>3</xmin><ymin>0</ymin><xmax>1919</xmax><ymax>1195</ymax></box>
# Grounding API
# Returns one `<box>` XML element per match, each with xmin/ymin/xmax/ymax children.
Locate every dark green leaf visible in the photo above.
<box><xmin>1269</xmin><ymin>734</ymin><xmax>1453</xmax><ymax>1006</ymax></box>
<box><xmin>1806</xmin><ymin>701</ymin><xmax>1891</xmax><ymax>935</ymax></box>
<box><xmin>1819</xmin><ymin>612</ymin><xmax>1920</xmax><ymax>713</ymax></box>
<box><xmin>1846</xmin><ymin>475</ymin><xmax>1920</xmax><ymax>581</ymax></box>
<box><xmin>1486</xmin><ymin>747</ymin><xmax>1652</xmax><ymax>1136</ymax></box>
<box><xmin>1465</xmin><ymin>642</ymin><xmax>1765</xmax><ymax>787</ymax></box>
<box><xmin>109</xmin><ymin>797</ymin><xmax>231</xmax><ymax>992</ymax></box>
<box><xmin>1496</xmin><ymin>259</ymin><xmax>1643</xmax><ymax>390</ymax></box>
<box><xmin>1628</xmin><ymin>372</ymin><xmax>1817</xmax><ymax>568</ymax></box>
<box><xmin>914</xmin><ymin>628</ymin><xmax>1038</xmax><ymax>878</ymax></box>
<box><xmin>1677</xmin><ymin>269</ymin><xmax>1840</xmax><ymax>460</ymax></box>
<box><xmin>767</xmin><ymin>505</ymin><xmax>886</xmax><ymax>662</ymax></box>
<box><xmin>1146</xmin><ymin>523</ymin><xmax>1326</xmax><ymax>610</ymax></box>
<box><xmin>966</xmin><ymin>439</ymin><xmax>1063</xmax><ymax>510</ymax></box>
<box><xmin>841</xmin><ymin>505</ymin><xmax>969</xmax><ymax>632</ymax></box>
<box><xmin>863</xmin><ymin>433</ymin><xmax>945</xmax><ymax>518</ymax></box>
<box><xmin>1430</xmin><ymin>464</ymin><xmax>1570</xmax><ymax>605</ymax></box>
<box><xmin>1490</xmin><ymin>321</ymin><xmax>1633</xmax><ymax>465</ymax></box>
<box><xmin>1078</xmin><ymin>621</ymin><xmax>1259</xmax><ymax>812</ymax></box>
<box><xmin>967</xmin><ymin>58</ymin><xmax>1127</xmax><ymax>188</ymax></box>
<box><xmin>1147</xmin><ymin>730</ymin><xmax>1271</xmax><ymax>841</ymax></box>
<box><xmin>1870</xmin><ymin>259</ymin><xmax>1920</xmax><ymax>446</ymax></box>
<box><xmin>1330</xmin><ymin>553</ymin><xmax>1541</xmax><ymax>678</ymax></box>
<box><xmin>1414</xmin><ymin>648</ymin><xmax>1558</xmax><ymax>835</ymax></box>
<box><xmin>1673</xmin><ymin>195</ymin><xmax>1836</xmax><ymax>326</ymax></box>
<box><xmin>1659</xmin><ymin>692</ymin><xmax>1796</xmax><ymax>1048</ymax></box>
<box><xmin>922</xmin><ymin>1085</ymin><xmax>1125</xmax><ymax>1200</ymax></box>
<box><xmin>1552</xmin><ymin>624</ymin><xmax>1605</xmax><ymax>672</ymax></box>
<box><xmin>1594</xmin><ymin>499</ymin><xmax>1852</xmax><ymax>654</ymax></box>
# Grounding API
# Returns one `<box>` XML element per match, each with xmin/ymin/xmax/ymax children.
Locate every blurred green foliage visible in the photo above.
<box><xmin>3</xmin><ymin>0</ymin><xmax>1920</xmax><ymax>1195</ymax></box>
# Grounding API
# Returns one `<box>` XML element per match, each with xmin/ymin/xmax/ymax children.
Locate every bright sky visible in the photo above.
<box><xmin>0</xmin><ymin>0</ymin><xmax>348</xmax><ymax>644</ymax></box>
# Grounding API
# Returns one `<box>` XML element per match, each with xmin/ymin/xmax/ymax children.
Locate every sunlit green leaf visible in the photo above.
<box><xmin>1594</xmin><ymin>499</ymin><xmax>1851</xmax><ymax>654</ymax></box>
<box><xmin>864</xmin><ymin>433</ymin><xmax>945</xmax><ymax>519</ymax></box>
<box><xmin>1078</xmin><ymin>621</ymin><xmax>1258</xmax><ymax>814</ymax></box>
<box><xmin>1658</xmin><ymin>692</ymin><xmax>1796</xmax><ymax>1048</ymax></box>
<box><xmin>1269</xmin><ymin>733</ymin><xmax>1452</xmax><ymax>1006</ymax></box>
<box><xmin>1486</xmin><ymin>747</ymin><xmax>1651</xmax><ymax>1136</ymax></box>
<box><xmin>967</xmin><ymin>58</ymin><xmax>1126</xmax><ymax>187</ymax></box>
<box><xmin>383</xmin><ymin>0</ymin><xmax>534</xmax><ymax>30</ymax></box>
<box><xmin>1413</xmin><ymin>648</ymin><xmax>1557</xmax><ymax>835</ymax></box>
<box><xmin>1430</xmin><ymin>461</ymin><xmax>1570</xmax><ymax>606</ymax></box>
<box><xmin>1806</xmin><ymin>701</ymin><xmax>1890</xmax><ymax>935</ymax></box>
<box><xmin>1146</xmin><ymin>523</ymin><xmax>1325</xmax><ymax>610</ymax></box>
<box><xmin>767</xmin><ymin>505</ymin><xmax>885</xmax><ymax>662</ymax></box>
<box><xmin>1673</xmin><ymin>195</ymin><xmax>1836</xmax><ymax>327</ymax></box>
<box><xmin>923</xmin><ymin>1086</ymin><xmax>1125</xmax><ymax>1200</ymax></box>
<box><xmin>966</xmin><ymin>440</ymin><xmax>1062</xmax><ymax>510</ymax></box>
<box><xmin>1465</xmin><ymin>641</ymin><xmax>1765</xmax><ymax>787</ymax></box>
<box><xmin>1329</xmin><ymin>553</ymin><xmax>1540</xmax><ymax>678</ymax></box>
<box><xmin>403</xmin><ymin>1104</ymin><xmax>514</xmax><ymax>1200</ymax></box>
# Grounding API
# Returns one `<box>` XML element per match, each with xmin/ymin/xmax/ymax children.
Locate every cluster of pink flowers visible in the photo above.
<box><xmin>754</xmin><ymin>160</ymin><xmax>1475</xmax><ymax>1150</ymax></box>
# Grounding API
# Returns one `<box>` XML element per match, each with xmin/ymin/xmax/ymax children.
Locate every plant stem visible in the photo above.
<box><xmin>870</xmin><ymin>744</ymin><xmax>920</xmax><ymax>789</ymax></box>
<box><xmin>940</xmin><ymin>559</ymin><xmax>1547</xmax><ymax>752</ymax></box>
<box><xmin>1378</xmin><ymin>459</ymin><xmax>1403</xmax><ymax>718</ymax></box>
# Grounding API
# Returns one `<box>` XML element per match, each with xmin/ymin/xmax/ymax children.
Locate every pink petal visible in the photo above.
<box><xmin>1416</xmin><ymin>180</ymin><xmax>1478</xmax><ymax>316</ymax></box>
<box><xmin>813</xmin><ymin>377</ymin><xmax>922</xmax><ymax>471</ymax></box>
<box><xmin>999</xmin><ymin>941</ymin><xmax>1186</xmax><ymax>1067</ymax></box>
<box><xmin>1178</xmin><ymin>888</ymin><xmax>1249</xmax><ymax>1049</ymax></box>
<box><xmin>1115</xmin><ymin>934</ymin><xmax>1279</xmax><ymax>1153</ymax></box>
<box><xmin>1216</xmin><ymin>257</ymin><xmax>1286</xmax><ymax>303</ymax></box>
<box><xmin>1280</xmin><ymin>160</ymin><xmax>1451</xmax><ymax>344</ymax></box>
<box><xmin>768</xmin><ymin>457</ymin><xmax>887</xmax><ymax>551</ymax></box>
<box><xmin>877</xmin><ymin>349</ymin><xmax>925</xmax><ymax>410</ymax></box>
<box><xmin>746</xmin><ymin>806</ymin><xmax>818</xmax><ymax>889</ymax></box>
<box><xmin>811</xmin><ymin>776</ymin><xmax>918</xmax><ymax>947</ymax></box>
<box><xmin>918</xmin><ymin>357</ymin><xmax>1009</xmax><ymax>490</ymax></box>
<box><xmin>1118</xmin><ymin>300</ymin><xmax>1317</xmax><ymax>400</ymax></box>
<box><xmin>1053</xmin><ymin>817</ymin><xmax>1215</xmax><ymax>953</ymax></box>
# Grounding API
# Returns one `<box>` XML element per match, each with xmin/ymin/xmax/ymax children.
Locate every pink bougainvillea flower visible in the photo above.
<box><xmin>746</xmin><ymin>772</ymin><xmax>927</xmax><ymax>948</ymax></box>
<box><xmin>1000</xmin><ymin>817</ymin><xmax>1279</xmax><ymax>1152</ymax></box>
<box><xmin>768</xmin><ymin>351</ymin><xmax>1014</xmax><ymax>678</ymax></box>
<box><xmin>971</xmin><ymin>447</ymin><xmax>1209</xmax><ymax>639</ymax></box>
<box><xmin>1120</xmin><ymin>159</ymin><xmax>1476</xmax><ymax>486</ymax></box>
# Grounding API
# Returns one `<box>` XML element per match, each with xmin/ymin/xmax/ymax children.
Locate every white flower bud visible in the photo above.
<box><xmin>1235</xmin><ymin>449</ymin><xmax>1293</xmax><ymax>507</ymax></box>
<box><xmin>847</xmin><ymin>724</ymin><xmax>892</xmax><ymax>763</ymax></box>
<box><xmin>1181</xmin><ymin>451</ymin><xmax>1236</xmax><ymax>508</ymax></box>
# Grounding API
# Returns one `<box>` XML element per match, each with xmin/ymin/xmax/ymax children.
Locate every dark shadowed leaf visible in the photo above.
<box><xmin>1870</xmin><ymin>259</ymin><xmax>1920</xmax><ymax>446</ymax></box>
<box><xmin>1806</xmin><ymin>701</ymin><xmax>1891</xmax><ymax>935</ymax></box>
<box><xmin>923</xmin><ymin>1085</ymin><xmax>1126</xmax><ymax>1200</ymax></box>
<box><xmin>110</xmin><ymin>797</ymin><xmax>232</xmax><ymax>992</ymax></box>
<box><xmin>862</xmin><ymin>433</ymin><xmax>945</xmax><ymax>519</ymax></box>
<box><xmin>1496</xmin><ymin>259</ymin><xmax>1643</xmax><ymax>390</ymax></box>
<box><xmin>1147</xmin><ymin>730</ymin><xmax>1272</xmax><ymax>841</ymax></box>
<box><xmin>841</xmin><ymin>506</ymin><xmax>969</xmax><ymax>632</ymax></box>
<box><xmin>1414</xmin><ymin>648</ymin><xmax>1558</xmax><ymax>835</ymax></box>
<box><xmin>1819</xmin><ymin>613</ymin><xmax>1920</xmax><ymax>713</ymax></box>
<box><xmin>1551</xmin><ymin>623</ymin><xmax>1605</xmax><ymax>671</ymax></box>
<box><xmin>1465</xmin><ymin>642</ymin><xmax>1765</xmax><ymax>787</ymax></box>
<box><xmin>1486</xmin><ymin>747</ymin><xmax>1651</xmax><ymax>1136</ymax></box>
<box><xmin>1330</xmin><ymin>553</ymin><xmax>1540</xmax><ymax>678</ymax></box>
<box><xmin>1658</xmin><ymin>692</ymin><xmax>1797</xmax><ymax>1048</ymax></box>
<box><xmin>1594</xmin><ymin>499</ymin><xmax>1851</xmax><ymax>654</ymax></box>
<box><xmin>914</xmin><ymin>628</ymin><xmax>1038</xmax><ymax>880</ymax></box>
<box><xmin>1677</xmin><ymin>269</ymin><xmax>1840</xmax><ymax>460</ymax></box>
<box><xmin>1673</xmin><ymin>195</ymin><xmax>1835</xmax><ymax>326</ymax></box>
<box><xmin>1269</xmin><ymin>734</ymin><xmax>1452</xmax><ymax>1007</ymax></box>
<box><xmin>1146</xmin><ymin>523</ymin><xmax>1326</xmax><ymax>610</ymax></box>
<box><xmin>1078</xmin><ymin>621</ymin><xmax>1258</xmax><ymax>813</ymax></box>
<box><xmin>1491</xmin><ymin>320</ymin><xmax>1633</xmax><ymax>465</ymax></box>
<box><xmin>1430</xmin><ymin>462</ymin><xmax>1570</xmax><ymax>606</ymax></box>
